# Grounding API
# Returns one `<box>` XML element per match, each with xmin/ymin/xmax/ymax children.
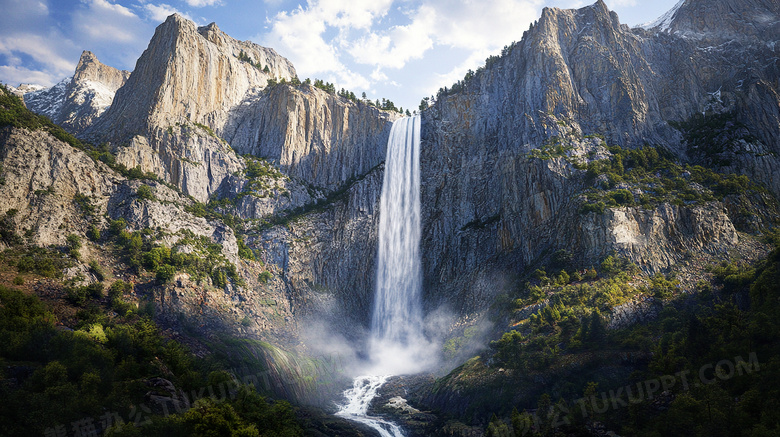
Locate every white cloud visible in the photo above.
<box><xmin>314</xmin><ymin>0</ymin><xmax>394</xmax><ymax>30</ymax></box>
<box><xmin>145</xmin><ymin>3</ymin><xmax>194</xmax><ymax>22</ymax></box>
<box><xmin>0</xmin><ymin>65</ymin><xmax>61</xmax><ymax>87</ymax></box>
<box><xmin>73</xmin><ymin>0</ymin><xmax>145</xmax><ymax>43</ymax></box>
<box><xmin>184</xmin><ymin>0</ymin><xmax>223</xmax><ymax>7</ymax></box>
<box><xmin>258</xmin><ymin>0</ymin><xmax>396</xmax><ymax>91</ymax></box>
<box><xmin>348</xmin><ymin>5</ymin><xmax>435</xmax><ymax>68</ymax></box>
<box><xmin>261</xmin><ymin>5</ymin><xmax>342</xmax><ymax>75</ymax></box>
<box><xmin>370</xmin><ymin>68</ymin><xmax>388</xmax><ymax>82</ymax></box>
<box><xmin>0</xmin><ymin>34</ymin><xmax>76</xmax><ymax>77</ymax></box>
<box><xmin>424</xmin><ymin>0</ymin><xmax>543</xmax><ymax>51</ymax></box>
<box><xmin>428</xmin><ymin>49</ymin><xmax>492</xmax><ymax>96</ymax></box>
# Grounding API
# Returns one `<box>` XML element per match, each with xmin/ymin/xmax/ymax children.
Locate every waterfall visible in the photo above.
<box><xmin>335</xmin><ymin>115</ymin><xmax>424</xmax><ymax>437</ymax></box>
<box><xmin>371</xmin><ymin>114</ymin><xmax>422</xmax><ymax>347</ymax></box>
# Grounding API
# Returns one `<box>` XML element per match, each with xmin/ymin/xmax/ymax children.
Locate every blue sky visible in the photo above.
<box><xmin>0</xmin><ymin>0</ymin><xmax>678</xmax><ymax>112</ymax></box>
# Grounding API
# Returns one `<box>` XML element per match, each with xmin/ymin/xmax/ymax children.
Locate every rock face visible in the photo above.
<box><xmin>5</xmin><ymin>2</ymin><xmax>779</xmax><ymax>409</ymax></box>
<box><xmin>417</xmin><ymin>0</ymin><xmax>778</xmax><ymax>314</ymax></box>
<box><xmin>84</xmin><ymin>14</ymin><xmax>395</xmax><ymax>203</ymax></box>
<box><xmin>0</xmin><ymin>122</ymin><xmax>302</xmax><ymax>346</ymax></box>
<box><xmin>0</xmin><ymin>126</ymin><xmax>117</xmax><ymax>246</ymax></box>
<box><xmin>255</xmin><ymin>165</ymin><xmax>385</xmax><ymax>327</ymax></box>
<box><xmin>90</xmin><ymin>15</ymin><xmax>296</xmax><ymax>144</ymax></box>
<box><xmin>225</xmin><ymin>84</ymin><xmax>398</xmax><ymax>191</ymax></box>
<box><xmin>419</xmin><ymin>0</ymin><xmax>779</xmax><ymax>193</ymax></box>
<box><xmin>84</xmin><ymin>14</ymin><xmax>297</xmax><ymax>202</ymax></box>
<box><xmin>24</xmin><ymin>51</ymin><xmax>130</xmax><ymax>134</ymax></box>
<box><xmin>647</xmin><ymin>0</ymin><xmax>779</xmax><ymax>40</ymax></box>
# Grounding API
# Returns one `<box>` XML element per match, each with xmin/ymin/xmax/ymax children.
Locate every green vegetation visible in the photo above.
<box><xmin>257</xmin><ymin>161</ymin><xmax>383</xmax><ymax>231</ymax></box>
<box><xmin>74</xmin><ymin>192</ymin><xmax>96</xmax><ymax>216</ymax></box>
<box><xmin>436</xmin><ymin>42</ymin><xmax>518</xmax><ymax>100</ymax></box>
<box><xmin>480</xmin><ymin>241</ymin><xmax>780</xmax><ymax>437</ymax></box>
<box><xmin>0</xmin><ymin>208</ymin><xmax>23</xmax><ymax>246</ymax></box>
<box><xmin>527</xmin><ymin>136</ymin><xmax>575</xmax><ymax>161</ymax></box>
<box><xmin>136</xmin><ymin>184</ymin><xmax>155</xmax><ymax>201</ymax></box>
<box><xmin>193</xmin><ymin>121</ymin><xmax>217</xmax><ymax>139</ymax></box>
<box><xmin>236</xmin><ymin>49</ymin><xmax>267</xmax><ymax>71</ymax></box>
<box><xmin>490</xmin><ymin>255</ymin><xmax>641</xmax><ymax>371</ymax></box>
<box><xmin>3</xmin><ymin>246</ymin><xmax>73</xmax><ymax>278</ymax></box>
<box><xmin>66</xmin><ymin>234</ymin><xmax>82</xmax><ymax>259</ymax></box>
<box><xmin>671</xmin><ymin>111</ymin><xmax>761</xmax><ymax>167</ymax></box>
<box><xmin>109</xmin><ymin>221</ymin><xmax>243</xmax><ymax>287</ymax></box>
<box><xmin>1</xmin><ymin>85</ymin><xmax>168</xmax><ymax>187</ymax></box>
<box><xmin>238</xmin><ymin>155</ymin><xmax>289</xmax><ymax>200</ymax></box>
<box><xmin>0</xmin><ymin>84</ymin><xmax>84</xmax><ymax>150</ymax></box>
<box><xmin>578</xmin><ymin>145</ymin><xmax>766</xmax><ymax>214</ymax></box>
<box><xmin>89</xmin><ymin>260</ymin><xmax>105</xmax><ymax>282</ymax></box>
<box><xmin>0</xmin><ymin>284</ymin><xmax>305</xmax><ymax>436</ymax></box>
<box><xmin>258</xmin><ymin>271</ymin><xmax>272</xmax><ymax>284</ymax></box>
<box><xmin>271</xmin><ymin>77</ymin><xmax>407</xmax><ymax>114</ymax></box>
<box><xmin>237</xmin><ymin>237</ymin><xmax>255</xmax><ymax>261</ymax></box>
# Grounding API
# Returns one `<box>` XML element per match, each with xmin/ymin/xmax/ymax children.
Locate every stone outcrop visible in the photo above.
<box><xmin>647</xmin><ymin>0</ymin><xmax>779</xmax><ymax>41</ymax></box>
<box><xmin>0</xmin><ymin>126</ymin><xmax>117</xmax><ymax>247</ymax></box>
<box><xmin>24</xmin><ymin>51</ymin><xmax>130</xmax><ymax>134</ymax></box>
<box><xmin>420</xmin><ymin>0</ymin><xmax>779</xmax><ymax>193</ymax></box>
<box><xmin>90</xmin><ymin>15</ymin><xmax>296</xmax><ymax>144</ymax></box>
<box><xmin>82</xmin><ymin>14</ymin><xmax>297</xmax><ymax>202</ymax></box>
<box><xmin>416</xmin><ymin>0</ymin><xmax>779</xmax><ymax>315</ymax></box>
<box><xmin>82</xmin><ymin>14</ymin><xmax>395</xmax><ymax>204</ymax></box>
<box><xmin>254</xmin><ymin>165</ymin><xmax>385</xmax><ymax>327</ymax></box>
<box><xmin>225</xmin><ymin>84</ymin><xmax>398</xmax><ymax>191</ymax></box>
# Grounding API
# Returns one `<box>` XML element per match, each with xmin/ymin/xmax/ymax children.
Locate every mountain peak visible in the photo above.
<box><xmin>72</xmin><ymin>50</ymin><xmax>129</xmax><ymax>91</ymax></box>
<box><xmin>23</xmin><ymin>51</ymin><xmax>129</xmax><ymax>134</ymax></box>
<box><xmin>641</xmin><ymin>0</ymin><xmax>779</xmax><ymax>39</ymax></box>
<box><xmin>88</xmin><ymin>13</ymin><xmax>297</xmax><ymax>143</ymax></box>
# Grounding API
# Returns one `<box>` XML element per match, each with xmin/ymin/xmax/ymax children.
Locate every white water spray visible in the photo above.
<box><xmin>370</xmin><ymin>114</ymin><xmax>426</xmax><ymax>369</ymax></box>
<box><xmin>336</xmin><ymin>115</ymin><xmax>425</xmax><ymax>437</ymax></box>
<box><xmin>335</xmin><ymin>375</ymin><xmax>405</xmax><ymax>437</ymax></box>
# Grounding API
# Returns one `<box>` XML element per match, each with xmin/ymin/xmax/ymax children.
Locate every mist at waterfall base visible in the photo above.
<box><xmin>334</xmin><ymin>115</ymin><xmax>430</xmax><ymax>437</ymax></box>
<box><xmin>298</xmin><ymin>114</ymin><xmax>492</xmax><ymax>380</ymax></box>
<box><xmin>365</xmin><ymin>114</ymin><xmax>438</xmax><ymax>376</ymax></box>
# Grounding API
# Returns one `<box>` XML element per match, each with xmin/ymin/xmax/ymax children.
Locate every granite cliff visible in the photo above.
<box><xmin>417</xmin><ymin>0</ymin><xmax>779</xmax><ymax>314</ymax></box>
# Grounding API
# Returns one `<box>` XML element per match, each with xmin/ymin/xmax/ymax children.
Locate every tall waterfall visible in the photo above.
<box><xmin>371</xmin><ymin>114</ymin><xmax>423</xmax><ymax>347</ymax></box>
<box><xmin>336</xmin><ymin>115</ymin><xmax>424</xmax><ymax>437</ymax></box>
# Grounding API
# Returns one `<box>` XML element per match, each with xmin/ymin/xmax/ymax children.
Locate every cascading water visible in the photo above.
<box><xmin>335</xmin><ymin>115</ymin><xmax>424</xmax><ymax>437</ymax></box>
<box><xmin>371</xmin><ymin>114</ymin><xmax>423</xmax><ymax>350</ymax></box>
<box><xmin>335</xmin><ymin>375</ymin><xmax>405</xmax><ymax>437</ymax></box>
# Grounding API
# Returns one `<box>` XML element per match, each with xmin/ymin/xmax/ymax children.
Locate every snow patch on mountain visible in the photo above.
<box><xmin>639</xmin><ymin>0</ymin><xmax>685</xmax><ymax>31</ymax></box>
<box><xmin>24</xmin><ymin>78</ymin><xmax>70</xmax><ymax>120</ymax></box>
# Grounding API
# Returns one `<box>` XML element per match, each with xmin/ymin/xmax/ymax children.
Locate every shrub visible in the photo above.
<box><xmin>607</xmin><ymin>189</ymin><xmax>634</xmax><ymax>206</ymax></box>
<box><xmin>73</xmin><ymin>193</ymin><xmax>95</xmax><ymax>216</ymax></box>
<box><xmin>109</xmin><ymin>218</ymin><xmax>127</xmax><ymax>235</ymax></box>
<box><xmin>15</xmin><ymin>248</ymin><xmax>68</xmax><ymax>277</ymax></box>
<box><xmin>258</xmin><ymin>271</ymin><xmax>272</xmax><ymax>284</ymax></box>
<box><xmin>136</xmin><ymin>184</ymin><xmax>155</xmax><ymax>201</ymax></box>
<box><xmin>66</xmin><ymin>234</ymin><xmax>82</xmax><ymax>251</ymax></box>
<box><xmin>108</xmin><ymin>280</ymin><xmax>130</xmax><ymax>301</ymax></box>
<box><xmin>12</xmin><ymin>276</ymin><xmax>24</xmax><ymax>285</ymax></box>
<box><xmin>237</xmin><ymin>238</ymin><xmax>255</xmax><ymax>260</ymax></box>
<box><xmin>86</xmin><ymin>282</ymin><xmax>104</xmax><ymax>299</ymax></box>
<box><xmin>88</xmin><ymin>260</ymin><xmax>105</xmax><ymax>282</ymax></box>
<box><xmin>212</xmin><ymin>268</ymin><xmax>227</xmax><ymax>289</ymax></box>
<box><xmin>155</xmin><ymin>264</ymin><xmax>176</xmax><ymax>282</ymax></box>
<box><xmin>67</xmin><ymin>286</ymin><xmax>88</xmax><ymax>306</ymax></box>
<box><xmin>87</xmin><ymin>225</ymin><xmax>101</xmax><ymax>241</ymax></box>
